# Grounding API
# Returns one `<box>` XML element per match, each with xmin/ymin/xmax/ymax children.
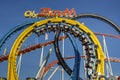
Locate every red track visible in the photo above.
<box><xmin>94</xmin><ymin>32</ymin><xmax>120</xmax><ymax>38</ymax></box>
<box><xmin>40</xmin><ymin>56</ymin><xmax>120</xmax><ymax>79</ymax></box>
<box><xmin>0</xmin><ymin>32</ymin><xmax>120</xmax><ymax>62</ymax></box>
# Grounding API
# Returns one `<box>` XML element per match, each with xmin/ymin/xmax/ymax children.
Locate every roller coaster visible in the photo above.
<box><xmin>0</xmin><ymin>8</ymin><xmax>120</xmax><ymax>80</ymax></box>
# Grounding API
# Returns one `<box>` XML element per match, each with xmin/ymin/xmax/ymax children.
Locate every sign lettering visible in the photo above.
<box><xmin>24</xmin><ymin>8</ymin><xmax>77</xmax><ymax>18</ymax></box>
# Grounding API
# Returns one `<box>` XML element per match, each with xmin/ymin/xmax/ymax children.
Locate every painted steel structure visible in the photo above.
<box><xmin>0</xmin><ymin>13</ymin><xmax>119</xmax><ymax>80</ymax></box>
<box><xmin>7</xmin><ymin>18</ymin><xmax>105</xmax><ymax>80</ymax></box>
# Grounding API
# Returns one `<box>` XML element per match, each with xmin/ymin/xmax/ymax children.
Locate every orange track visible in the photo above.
<box><xmin>40</xmin><ymin>56</ymin><xmax>120</xmax><ymax>79</ymax></box>
<box><xmin>0</xmin><ymin>32</ymin><xmax>120</xmax><ymax>62</ymax></box>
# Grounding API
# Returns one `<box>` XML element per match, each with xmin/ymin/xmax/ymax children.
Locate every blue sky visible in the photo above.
<box><xmin>0</xmin><ymin>0</ymin><xmax>120</xmax><ymax>80</ymax></box>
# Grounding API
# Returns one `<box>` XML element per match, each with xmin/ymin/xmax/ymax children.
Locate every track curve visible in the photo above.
<box><xmin>1</xmin><ymin>13</ymin><xmax>119</xmax><ymax>52</ymax></box>
<box><xmin>0</xmin><ymin>19</ymin><xmax>42</xmax><ymax>50</ymax></box>
<box><xmin>0</xmin><ymin>33</ymin><xmax>119</xmax><ymax>63</ymax></box>
<box><xmin>73</xmin><ymin>14</ymin><xmax>120</xmax><ymax>34</ymax></box>
<box><xmin>0</xmin><ymin>13</ymin><xmax>119</xmax><ymax>80</ymax></box>
<box><xmin>7</xmin><ymin>18</ymin><xmax>104</xmax><ymax>80</ymax></box>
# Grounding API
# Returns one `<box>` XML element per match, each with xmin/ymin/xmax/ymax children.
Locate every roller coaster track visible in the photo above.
<box><xmin>0</xmin><ymin>14</ymin><xmax>119</xmax><ymax>51</ymax></box>
<box><xmin>0</xmin><ymin>36</ymin><xmax>67</xmax><ymax>62</ymax></box>
<box><xmin>0</xmin><ymin>33</ymin><xmax>119</xmax><ymax>80</ymax></box>
<box><xmin>0</xmin><ymin>32</ymin><xmax>119</xmax><ymax>62</ymax></box>
<box><xmin>6</xmin><ymin>18</ymin><xmax>105</xmax><ymax>80</ymax></box>
<box><xmin>73</xmin><ymin>14</ymin><xmax>120</xmax><ymax>34</ymax></box>
<box><xmin>0</xmin><ymin>19</ymin><xmax>42</xmax><ymax>49</ymax></box>
<box><xmin>0</xmin><ymin>14</ymin><xmax>119</xmax><ymax>80</ymax></box>
<box><xmin>0</xmin><ymin>32</ymin><xmax>119</xmax><ymax>79</ymax></box>
<box><xmin>38</xmin><ymin>56</ymin><xmax>120</xmax><ymax>80</ymax></box>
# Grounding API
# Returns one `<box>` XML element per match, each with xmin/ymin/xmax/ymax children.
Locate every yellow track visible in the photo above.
<box><xmin>7</xmin><ymin>18</ymin><xmax>105</xmax><ymax>80</ymax></box>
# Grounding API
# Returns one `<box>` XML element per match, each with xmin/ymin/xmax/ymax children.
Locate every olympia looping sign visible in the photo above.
<box><xmin>24</xmin><ymin>8</ymin><xmax>77</xmax><ymax>18</ymax></box>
